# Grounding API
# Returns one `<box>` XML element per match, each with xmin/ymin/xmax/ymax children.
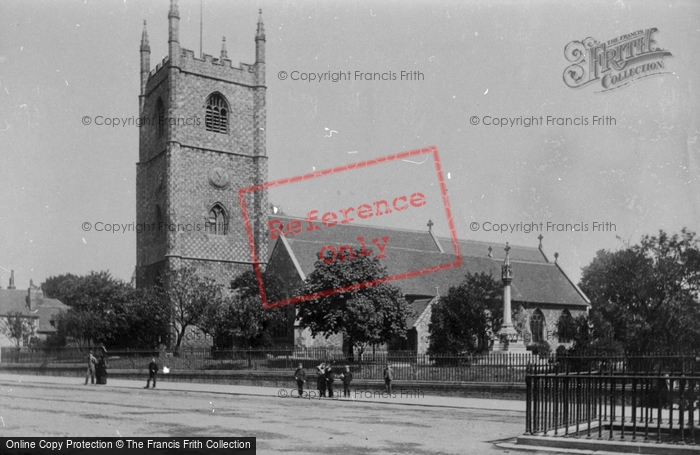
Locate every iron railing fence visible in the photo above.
<box><xmin>526</xmin><ymin>361</ymin><xmax>700</xmax><ymax>445</ymax></box>
<box><xmin>4</xmin><ymin>347</ymin><xmax>699</xmax><ymax>387</ymax></box>
<box><xmin>1</xmin><ymin>347</ymin><xmax>539</xmax><ymax>382</ymax></box>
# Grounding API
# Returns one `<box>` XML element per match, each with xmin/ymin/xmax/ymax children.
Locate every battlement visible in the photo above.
<box><xmin>149</xmin><ymin>56</ymin><xmax>170</xmax><ymax>78</ymax></box>
<box><xmin>179</xmin><ymin>48</ymin><xmax>259</xmax><ymax>86</ymax></box>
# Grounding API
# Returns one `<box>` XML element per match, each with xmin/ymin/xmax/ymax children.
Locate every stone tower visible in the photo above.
<box><xmin>136</xmin><ymin>1</ymin><xmax>268</xmax><ymax>287</ymax></box>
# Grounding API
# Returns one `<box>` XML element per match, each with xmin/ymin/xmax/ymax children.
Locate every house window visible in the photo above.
<box><xmin>156</xmin><ymin>97</ymin><xmax>165</xmax><ymax>137</ymax></box>
<box><xmin>205</xmin><ymin>93</ymin><xmax>228</xmax><ymax>134</ymax></box>
<box><xmin>530</xmin><ymin>309</ymin><xmax>545</xmax><ymax>343</ymax></box>
<box><xmin>207</xmin><ymin>204</ymin><xmax>228</xmax><ymax>235</ymax></box>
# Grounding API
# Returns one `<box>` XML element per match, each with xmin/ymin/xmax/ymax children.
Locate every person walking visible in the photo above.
<box><xmin>294</xmin><ymin>363</ymin><xmax>306</xmax><ymax>398</ymax></box>
<box><xmin>96</xmin><ymin>355</ymin><xmax>108</xmax><ymax>385</ymax></box>
<box><xmin>383</xmin><ymin>364</ymin><xmax>394</xmax><ymax>394</ymax></box>
<box><xmin>340</xmin><ymin>365</ymin><xmax>353</xmax><ymax>398</ymax></box>
<box><xmin>85</xmin><ymin>351</ymin><xmax>97</xmax><ymax>385</ymax></box>
<box><xmin>145</xmin><ymin>358</ymin><xmax>158</xmax><ymax>389</ymax></box>
<box><xmin>316</xmin><ymin>362</ymin><xmax>327</xmax><ymax>397</ymax></box>
<box><xmin>325</xmin><ymin>363</ymin><xmax>336</xmax><ymax>398</ymax></box>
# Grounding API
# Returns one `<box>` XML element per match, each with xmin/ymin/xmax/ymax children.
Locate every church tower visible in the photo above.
<box><xmin>136</xmin><ymin>1</ymin><xmax>268</xmax><ymax>287</ymax></box>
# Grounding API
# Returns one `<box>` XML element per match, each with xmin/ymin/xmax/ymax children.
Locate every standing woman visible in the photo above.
<box><xmin>97</xmin><ymin>355</ymin><xmax>108</xmax><ymax>385</ymax></box>
<box><xmin>325</xmin><ymin>363</ymin><xmax>336</xmax><ymax>398</ymax></box>
<box><xmin>316</xmin><ymin>362</ymin><xmax>327</xmax><ymax>397</ymax></box>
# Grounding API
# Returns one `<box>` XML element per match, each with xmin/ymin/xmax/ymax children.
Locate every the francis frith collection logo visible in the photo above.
<box><xmin>563</xmin><ymin>28</ymin><xmax>672</xmax><ymax>93</ymax></box>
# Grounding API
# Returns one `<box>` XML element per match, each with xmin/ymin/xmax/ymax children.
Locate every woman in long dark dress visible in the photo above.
<box><xmin>97</xmin><ymin>355</ymin><xmax>108</xmax><ymax>385</ymax></box>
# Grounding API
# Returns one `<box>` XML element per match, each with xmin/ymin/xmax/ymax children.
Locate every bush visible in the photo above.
<box><xmin>529</xmin><ymin>341</ymin><xmax>552</xmax><ymax>358</ymax></box>
<box><xmin>555</xmin><ymin>345</ymin><xmax>567</xmax><ymax>357</ymax></box>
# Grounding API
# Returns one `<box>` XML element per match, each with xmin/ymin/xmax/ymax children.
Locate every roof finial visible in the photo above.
<box><xmin>220</xmin><ymin>37</ymin><xmax>228</xmax><ymax>60</ymax></box>
<box><xmin>427</xmin><ymin>219</ymin><xmax>434</xmax><ymax>233</ymax></box>
<box><xmin>538</xmin><ymin>234</ymin><xmax>543</xmax><ymax>248</ymax></box>
<box><xmin>554</xmin><ymin>252</ymin><xmax>559</xmax><ymax>264</ymax></box>
<box><xmin>487</xmin><ymin>246</ymin><xmax>493</xmax><ymax>258</ymax></box>
<box><xmin>504</xmin><ymin>242</ymin><xmax>511</xmax><ymax>264</ymax></box>
<box><xmin>140</xmin><ymin>20</ymin><xmax>150</xmax><ymax>52</ymax></box>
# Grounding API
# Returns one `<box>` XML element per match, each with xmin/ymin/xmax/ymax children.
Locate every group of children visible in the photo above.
<box><xmin>294</xmin><ymin>362</ymin><xmax>354</xmax><ymax>398</ymax></box>
<box><xmin>293</xmin><ymin>362</ymin><xmax>395</xmax><ymax>398</ymax></box>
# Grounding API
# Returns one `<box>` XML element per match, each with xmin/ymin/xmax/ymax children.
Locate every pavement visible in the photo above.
<box><xmin>0</xmin><ymin>372</ymin><xmax>526</xmax><ymax>412</ymax></box>
<box><xmin>0</xmin><ymin>372</ymin><xmax>536</xmax><ymax>455</ymax></box>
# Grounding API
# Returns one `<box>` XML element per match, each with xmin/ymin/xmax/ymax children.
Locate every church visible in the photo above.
<box><xmin>135</xmin><ymin>1</ymin><xmax>589</xmax><ymax>354</ymax></box>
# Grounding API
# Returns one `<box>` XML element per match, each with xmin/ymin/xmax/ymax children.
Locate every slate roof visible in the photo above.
<box><xmin>269</xmin><ymin>215</ymin><xmax>589</xmax><ymax>308</ymax></box>
<box><xmin>406</xmin><ymin>297</ymin><xmax>433</xmax><ymax>328</ymax></box>
<box><xmin>0</xmin><ymin>289</ymin><xmax>68</xmax><ymax>333</ymax></box>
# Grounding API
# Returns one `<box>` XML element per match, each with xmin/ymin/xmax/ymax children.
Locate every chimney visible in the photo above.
<box><xmin>8</xmin><ymin>270</ymin><xmax>16</xmax><ymax>289</ymax></box>
<box><xmin>28</xmin><ymin>282</ymin><xmax>44</xmax><ymax>310</ymax></box>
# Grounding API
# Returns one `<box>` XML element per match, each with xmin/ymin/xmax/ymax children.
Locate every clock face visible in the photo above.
<box><xmin>209</xmin><ymin>167</ymin><xmax>230</xmax><ymax>189</ymax></box>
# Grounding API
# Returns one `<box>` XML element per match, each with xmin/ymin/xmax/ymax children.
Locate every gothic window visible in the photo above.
<box><xmin>205</xmin><ymin>93</ymin><xmax>229</xmax><ymax>134</ymax></box>
<box><xmin>207</xmin><ymin>204</ymin><xmax>228</xmax><ymax>235</ymax></box>
<box><xmin>530</xmin><ymin>309</ymin><xmax>545</xmax><ymax>343</ymax></box>
<box><xmin>156</xmin><ymin>98</ymin><xmax>165</xmax><ymax>137</ymax></box>
<box><xmin>558</xmin><ymin>309</ymin><xmax>574</xmax><ymax>343</ymax></box>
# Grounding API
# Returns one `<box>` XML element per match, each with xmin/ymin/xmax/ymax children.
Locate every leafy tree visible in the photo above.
<box><xmin>427</xmin><ymin>272</ymin><xmax>503</xmax><ymax>355</ymax></box>
<box><xmin>0</xmin><ymin>311</ymin><xmax>37</xmax><ymax>349</ymax></box>
<box><xmin>295</xmin><ymin>247</ymin><xmax>414</xmax><ymax>360</ymax></box>
<box><xmin>199</xmin><ymin>270</ymin><xmax>289</xmax><ymax>348</ymax></box>
<box><xmin>160</xmin><ymin>267</ymin><xmax>224</xmax><ymax>350</ymax></box>
<box><xmin>41</xmin><ymin>273</ymin><xmax>79</xmax><ymax>300</ymax></box>
<box><xmin>112</xmin><ymin>286</ymin><xmax>171</xmax><ymax>348</ymax></box>
<box><xmin>48</xmin><ymin>272</ymin><xmax>136</xmax><ymax>347</ymax></box>
<box><xmin>579</xmin><ymin>228</ymin><xmax>700</xmax><ymax>353</ymax></box>
<box><xmin>48</xmin><ymin>271</ymin><xmax>171</xmax><ymax>349</ymax></box>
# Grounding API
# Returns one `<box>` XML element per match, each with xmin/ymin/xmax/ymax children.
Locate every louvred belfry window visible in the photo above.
<box><xmin>205</xmin><ymin>93</ymin><xmax>229</xmax><ymax>134</ymax></box>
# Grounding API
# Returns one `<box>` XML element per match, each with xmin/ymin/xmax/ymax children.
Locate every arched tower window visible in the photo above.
<box><xmin>530</xmin><ymin>309</ymin><xmax>545</xmax><ymax>343</ymax></box>
<box><xmin>205</xmin><ymin>93</ymin><xmax>229</xmax><ymax>134</ymax></box>
<box><xmin>207</xmin><ymin>204</ymin><xmax>228</xmax><ymax>235</ymax></box>
<box><xmin>155</xmin><ymin>98</ymin><xmax>165</xmax><ymax>137</ymax></box>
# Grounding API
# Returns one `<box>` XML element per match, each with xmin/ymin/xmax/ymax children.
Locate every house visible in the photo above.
<box><xmin>0</xmin><ymin>271</ymin><xmax>69</xmax><ymax>348</ymax></box>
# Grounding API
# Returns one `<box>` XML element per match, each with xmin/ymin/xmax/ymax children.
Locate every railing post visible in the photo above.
<box><xmin>526</xmin><ymin>362</ymin><xmax>532</xmax><ymax>434</ymax></box>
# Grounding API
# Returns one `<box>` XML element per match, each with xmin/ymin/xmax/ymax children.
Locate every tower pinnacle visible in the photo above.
<box><xmin>256</xmin><ymin>9</ymin><xmax>265</xmax><ymax>40</ymax></box>
<box><xmin>220</xmin><ymin>37</ymin><xmax>228</xmax><ymax>60</ymax></box>
<box><xmin>140</xmin><ymin>20</ymin><xmax>150</xmax><ymax>52</ymax></box>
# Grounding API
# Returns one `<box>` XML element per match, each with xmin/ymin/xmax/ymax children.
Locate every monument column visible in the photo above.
<box><xmin>493</xmin><ymin>243</ymin><xmax>527</xmax><ymax>352</ymax></box>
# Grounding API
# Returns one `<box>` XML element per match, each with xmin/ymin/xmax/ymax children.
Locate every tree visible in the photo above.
<box><xmin>427</xmin><ymin>272</ymin><xmax>502</xmax><ymax>356</ymax></box>
<box><xmin>295</xmin><ymin>247</ymin><xmax>414</xmax><ymax>360</ymax></box>
<box><xmin>42</xmin><ymin>271</ymin><xmax>133</xmax><ymax>312</ymax></box>
<box><xmin>199</xmin><ymin>270</ymin><xmax>289</xmax><ymax>348</ymax></box>
<box><xmin>112</xmin><ymin>286</ymin><xmax>171</xmax><ymax>348</ymax></box>
<box><xmin>160</xmin><ymin>267</ymin><xmax>224</xmax><ymax>350</ymax></box>
<box><xmin>41</xmin><ymin>273</ymin><xmax>79</xmax><ymax>299</ymax></box>
<box><xmin>47</xmin><ymin>271</ymin><xmax>139</xmax><ymax>347</ymax></box>
<box><xmin>0</xmin><ymin>311</ymin><xmax>37</xmax><ymax>349</ymax></box>
<box><xmin>579</xmin><ymin>228</ymin><xmax>700</xmax><ymax>353</ymax></box>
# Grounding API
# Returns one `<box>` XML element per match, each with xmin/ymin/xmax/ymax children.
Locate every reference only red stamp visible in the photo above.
<box><xmin>239</xmin><ymin>146</ymin><xmax>461</xmax><ymax>309</ymax></box>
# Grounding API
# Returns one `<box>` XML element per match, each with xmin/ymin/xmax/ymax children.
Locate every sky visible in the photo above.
<box><xmin>1</xmin><ymin>0</ymin><xmax>699</xmax><ymax>290</ymax></box>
